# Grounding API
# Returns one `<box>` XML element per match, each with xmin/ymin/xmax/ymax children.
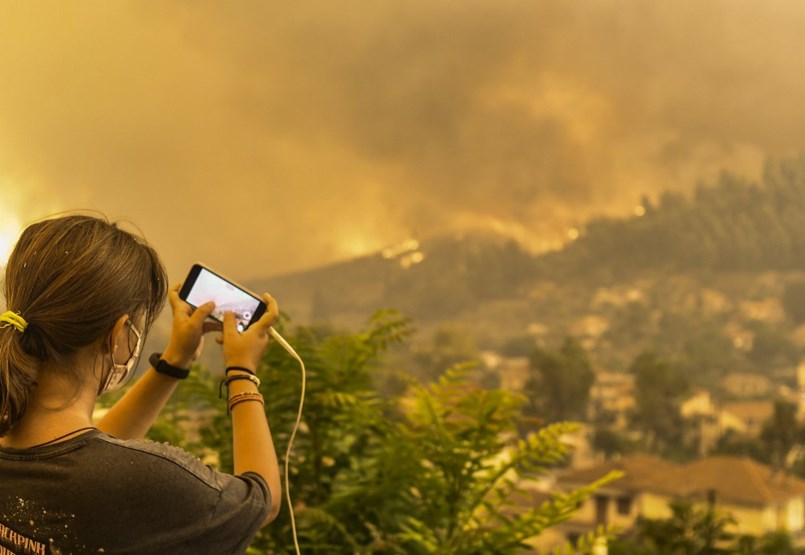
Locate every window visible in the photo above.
<box><xmin>595</xmin><ymin>495</ymin><xmax>609</xmax><ymax>526</ymax></box>
<box><xmin>616</xmin><ymin>496</ymin><xmax>633</xmax><ymax>515</ymax></box>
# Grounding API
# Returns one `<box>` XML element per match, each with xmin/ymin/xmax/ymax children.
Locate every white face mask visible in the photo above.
<box><xmin>99</xmin><ymin>320</ymin><xmax>143</xmax><ymax>395</ymax></box>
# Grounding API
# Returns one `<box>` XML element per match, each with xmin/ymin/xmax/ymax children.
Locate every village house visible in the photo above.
<box><xmin>554</xmin><ymin>453</ymin><xmax>805</xmax><ymax>546</ymax></box>
<box><xmin>479</xmin><ymin>351</ymin><xmax>530</xmax><ymax>391</ymax></box>
<box><xmin>720</xmin><ymin>400</ymin><xmax>776</xmax><ymax>438</ymax></box>
<box><xmin>587</xmin><ymin>371</ymin><xmax>635</xmax><ymax>430</ymax></box>
<box><xmin>721</xmin><ymin>372</ymin><xmax>773</xmax><ymax>398</ymax></box>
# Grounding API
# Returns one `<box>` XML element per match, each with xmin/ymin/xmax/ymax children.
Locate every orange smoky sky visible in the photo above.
<box><xmin>1</xmin><ymin>1</ymin><xmax>805</xmax><ymax>281</ymax></box>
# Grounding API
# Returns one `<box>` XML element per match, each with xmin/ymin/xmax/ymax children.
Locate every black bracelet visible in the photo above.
<box><xmin>149</xmin><ymin>352</ymin><xmax>191</xmax><ymax>380</ymax></box>
<box><xmin>225</xmin><ymin>366</ymin><xmax>256</xmax><ymax>376</ymax></box>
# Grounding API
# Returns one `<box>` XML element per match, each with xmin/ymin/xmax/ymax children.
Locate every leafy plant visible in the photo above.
<box><xmin>107</xmin><ymin>311</ymin><xmax>617</xmax><ymax>553</ymax></box>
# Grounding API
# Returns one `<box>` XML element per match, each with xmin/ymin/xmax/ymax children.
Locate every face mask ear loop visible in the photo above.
<box><xmin>99</xmin><ymin>320</ymin><xmax>142</xmax><ymax>395</ymax></box>
<box><xmin>128</xmin><ymin>321</ymin><xmax>142</xmax><ymax>361</ymax></box>
<box><xmin>97</xmin><ymin>322</ymin><xmax>124</xmax><ymax>396</ymax></box>
<box><xmin>97</xmin><ymin>344</ymin><xmax>115</xmax><ymax>397</ymax></box>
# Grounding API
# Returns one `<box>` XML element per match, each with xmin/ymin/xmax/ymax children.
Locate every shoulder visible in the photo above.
<box><xmin>95</xmin><ymin>433</ymin><xmax>230</xmax><ymax>492</ymax></box>
<box><xmin>90</xmin><ymin>434</ymin><xmax>271</xmax><ymax>548</ymax></box>
<box><xmin>90</xmin><ymin>433</ymin><xmax>269</xmax><ymax>507</ymax></box>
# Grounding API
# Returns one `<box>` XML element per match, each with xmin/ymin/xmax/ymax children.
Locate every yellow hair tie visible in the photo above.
<box><xmin>0</xmin><ymin>311</ymin><xmax>28</xmax><ymax>333</ymax></box>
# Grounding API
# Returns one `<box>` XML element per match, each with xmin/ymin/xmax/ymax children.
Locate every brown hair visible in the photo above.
<box><xmin>0</xmin><ymin>214</ymin><xmax>168</xmax><ymax>436</ymax></box>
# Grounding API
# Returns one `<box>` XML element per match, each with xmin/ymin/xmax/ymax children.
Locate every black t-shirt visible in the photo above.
<box><xmin>0</xmin><ymin>429</ymin><xmax>270</xmax><ymax>554</ymax></box>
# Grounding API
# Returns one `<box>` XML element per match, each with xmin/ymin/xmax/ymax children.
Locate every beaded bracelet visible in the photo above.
<box><xmin>227</xmin><ymin>392</ymin><xmax>265</xmax><ymax>414</ymax></box>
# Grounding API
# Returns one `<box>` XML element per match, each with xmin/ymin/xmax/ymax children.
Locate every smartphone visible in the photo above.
<box><xmin>179</xmin><ymin>263</ymin><xmax>267</xmax><ymax>332</ymax></box>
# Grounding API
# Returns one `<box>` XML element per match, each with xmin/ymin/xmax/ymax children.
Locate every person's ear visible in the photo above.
<box><xmin>109</xmin><ymin>314</ymin><xmax>130</xmax><ymax>354</ymax></box>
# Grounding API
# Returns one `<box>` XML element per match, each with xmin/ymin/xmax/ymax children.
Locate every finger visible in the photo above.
<box><xmin>188</xmin><ymin>301</ymin><xmax>216</xmax><ymax>327</ymax></box>
<box><xmin>222</xmin><ymin>311</ymin><xmax>239</xmax><ymax>338</ymax></box>
<box><xmin>168</xmin><ymin>283</ymin><xmax>193</xmax><ymax>316</ymax></box>
<box><xmin>253</xmin><ymin>294</ymin><xmax>279</xmax><ymax>333</ymax></box>
<box><xmin>167</xmin><ymin>283</ymin><xmax>182</xmax><ymax>308</ymax></box>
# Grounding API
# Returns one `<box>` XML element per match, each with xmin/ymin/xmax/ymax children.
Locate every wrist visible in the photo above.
<box><xmin>221</xmin><ymin>373</ymin><xmax>261</xmax><ymax>397</ymax></box>
<box><xmin>224</xmin><ymin>360</ymin><xmax>257</xmax><ymax>373</ymax></box>
<box><xmin>227</xmin><ymin>391</ymin><xmax>264</xmax><ymax>414</ymax></box>
<box><xmin>149</xmin><ymin>352</ymin><xmax>191</xmax><ymax>381</ymax></box>
<box><xmin>161</xmin><ymin>346</ymin><xmax>193</xmax><ymax>369</ymax></box>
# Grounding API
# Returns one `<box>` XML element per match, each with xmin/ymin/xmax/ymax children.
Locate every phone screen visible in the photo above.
<box><xmin>184</xmin><ymin>267</ymin><xmax>262</xmax><ymax>331</ymax></box>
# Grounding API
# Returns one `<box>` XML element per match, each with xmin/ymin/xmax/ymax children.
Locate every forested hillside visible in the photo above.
<box><xmin>546</xmin><ymin>156</ymin><xmax>805</xmax><ymax>280</ymax></box>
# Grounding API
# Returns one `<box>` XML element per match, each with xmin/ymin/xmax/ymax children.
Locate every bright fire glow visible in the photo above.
<box><xmin>0</xmin><ymin>230</ymin><xmax>15</xmax><ymax>264</ymax></box>
<box><xmin>337</xmin><ymin>231</ymin><xmax>385</xmax><ymax>259</ymax></box>
<box><xmin>400</xmin><ymin>251</ymin><xmax>426</xmax><ymax>269</ymax></box>
<box><xmin>382</xmin><ymin>239</ymin><xmax>420</xmax><ymax>259</ymax></box>
<box><xmin>0</xmin><ymin>208</ymin><xmax>21</xmax><ymax>266</ymax></box>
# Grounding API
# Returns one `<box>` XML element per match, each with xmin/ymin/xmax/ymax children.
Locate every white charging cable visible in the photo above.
<box><xmin>269</xmin><ymin>327</ymin><xmax>306</xmax><ymax>555</ymax></box>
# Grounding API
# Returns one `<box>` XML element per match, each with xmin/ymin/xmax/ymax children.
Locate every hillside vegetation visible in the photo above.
<box><xmin>549</xmin><ymin>156</ymin><xmax>805</xmax><ymax>279</ymax></box>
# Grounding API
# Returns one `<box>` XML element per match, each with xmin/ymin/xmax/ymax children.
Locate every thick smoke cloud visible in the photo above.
<box><xmin>1</xmin><ymin>1</ymin><xmax>804</xmax><ymax>279</ymax></box>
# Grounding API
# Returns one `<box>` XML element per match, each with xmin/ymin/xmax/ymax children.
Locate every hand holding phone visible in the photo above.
<box><xmin>179</xmin><ymin>264</ymin><xmax>267</xmax><ymax>333</ymax></box>
<box><xmin>162</xmin><ymin>285</ymin><xmax>219</xmax><ymax>369</ymax></box>
<box><xmin>176</xmin><ymin>263</ymin><xmax>280</xmax><ymax>371</ymax></box>
<box><xmin>220</xmin><ymin>300</ymin><xmax>278</xmax><ymax>371</ymax></box>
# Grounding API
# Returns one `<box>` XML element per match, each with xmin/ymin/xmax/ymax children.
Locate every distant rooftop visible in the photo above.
<box><xmin>560</xmin><ymin>453</ymin><xmax>805</xmax><ymax>506</ymax></box>
<box><xmin>721</xmin><ymin>400</ymin><xmax>775</xmax><ymax>424</ymax></box>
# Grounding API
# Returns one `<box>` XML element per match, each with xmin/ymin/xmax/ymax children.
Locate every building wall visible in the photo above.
<box><xmin>561</xmin><ymin>481</ymin><xmax>805</xmax><ymax>543</ymax></box>
<box><xmin>641</xmin><ymin>494</ymin><xmax>790</xmax><ymax>538</ymax></box>
<box><xmin>570</xmin><ymin>489</ymin><xmax>641</xmax><ymax>529</ymax></box>
<box><xmin>639</xmin><ymin>492</ymin><xmax>674</xmax><ymax>520</ymax></box>
<box><xmin>783</xmin><ymin>497</ymin><xmax>805</xmax><ymax>533</ymax></box>
<box><xmin>571</xmin><ymin>490</ymin><xmax>676</xmax><ymax>530</ymax></box>
<box><xmin>727</xmin><ymin>499</ymin><xmax>804</xmax><ymax>536</ymax></box>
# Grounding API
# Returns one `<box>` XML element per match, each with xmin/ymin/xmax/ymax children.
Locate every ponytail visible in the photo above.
<box><xmin>0</xmin><ymin>324</ymin><xmax>40</xmax><ymax>436</ymax></box>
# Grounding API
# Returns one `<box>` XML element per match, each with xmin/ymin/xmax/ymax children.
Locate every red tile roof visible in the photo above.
<box><xmin>559</xmin><ymin>454</ymin><xmax>805</xmax><ymax>507</ymax></box>
<box><xmin>560</xmin><ymin>453</ymin><xmax>681</xmax><ymax>494</ymax></box>
<box><xmin>681</xmin><ymin>456</ymin><xmax>805</xmax><ymax>506</ymax></box>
